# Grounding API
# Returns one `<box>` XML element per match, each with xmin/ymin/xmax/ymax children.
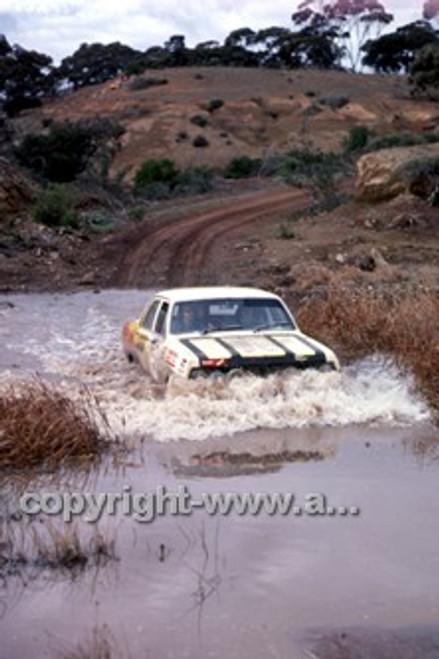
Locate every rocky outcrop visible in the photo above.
<box><xmin>0</xmin><ymin>158</ymin><xmax>37</xmax><ymax>218</ymax></box>
<box><xmin>355</xmin><ymin>142</ymin><xmax>439</xmax><ymax>203</ymax></box>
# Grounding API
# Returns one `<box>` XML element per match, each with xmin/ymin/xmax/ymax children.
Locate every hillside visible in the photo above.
<box><xmin>12</xmin><ymin>67</ymin><xmax>439</xmax><ymax>179</ymax></box>
<box><xmin>1</xmin><ymin>65</ymin><xmax>439</xmax><ymax>298</ymax></box>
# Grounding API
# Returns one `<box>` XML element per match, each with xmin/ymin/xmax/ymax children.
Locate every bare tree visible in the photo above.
<box><xmin>292</xmin><ymin>0</ymin><xmax>394</xmax><ymax>71</ymax></box>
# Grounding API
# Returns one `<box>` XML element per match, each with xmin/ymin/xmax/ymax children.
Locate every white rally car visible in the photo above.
<box><xmin>122</xmin><ymin>286</ymin><xmax>339</xmax><ymax>383</ymax></box>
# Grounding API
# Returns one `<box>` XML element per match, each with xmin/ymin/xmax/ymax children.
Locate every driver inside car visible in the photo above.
<box><xmin>173</xmin><ymin>303</ymin><xmax>206</xmax><ymax>334</ymax></box>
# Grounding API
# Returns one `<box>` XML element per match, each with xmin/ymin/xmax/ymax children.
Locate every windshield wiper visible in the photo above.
<box><xmin>253</xmin><ymin>322</ymin><xmax>292</xmax><ymax>333</ymax></box>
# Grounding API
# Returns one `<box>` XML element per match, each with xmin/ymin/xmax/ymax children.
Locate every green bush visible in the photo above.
<box><xmin>192</xmin><ymin>135</ymin><xmax>209</xmax><ymax>147</ymax></box>
<box><xmin>279</xmin><ymin>148</ymin><xmax>345</xmax><ymax>181</ymax></box>
<box><xmin>277</xmin><ymin>148</ymin><xmax>350</xmax><ymax>211</ymax></box>
<box><xmin>174</xmin><ymin>166</ymin><xmax>215</xmax><ymax>194</ymax></box>
<box><xmin>344</xmin><ymin>125</ymin><xmax>371</xmax><ymax>152</ymax></box>
<box><xmin>15</xmin><ymin>122</ymin><xmax>95</xmax><ymax>183</ymax></box>
<box><xmin>134</xmin><ymin>158</ymin><xmax>179</xmax><ymax>194</ymax></box>
<box><xmin>366</xmin><ymin>131</ymin><xmax>439</xmax><ymax>152</ymax></box>
<box><xmin>15</xmin><ymin>119</ymin><xmax>124</xmax><ymax>183</ymax></box>
<box><xmin>33</xmin><ymin>185</ymin><xmax>79</xmax><ymax>228</ymax></box>
<box><xmin>206</xmin><ymin>98</ymin><xmax>224</xmax><ymax>112</ymax></box>
<box><xmin>277</xmin><ymin>222</ymin><xmax>295</xmax><ymax>239</ymax></box>
<box><xmin>190</xmin><ymin>114</ymin><xmax>209</xmax><ymax>128</ymax></box>
<box><xmin>223</xmin><ymin>156</ymin><xmax>262</xmax><ymax>179</ymax></box>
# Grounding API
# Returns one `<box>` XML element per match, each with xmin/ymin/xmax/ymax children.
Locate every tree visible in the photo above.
<box><xmin>410</xmin><ymin>42</ymin><xmax>439</xmax><ymax>97</ymax></box>
<box><xmin>292</xmin><ymin>0</ymin><xmax>393</xmax><ymax>71</ymax></box>
<box><xmin>253</xmin><ymin>27</ymin><xmax>294</xmax><ymax>67</ymax></box>
<box><xmin>361</xmin><ymin>20</ymin><xmax>438</xmax><ymax>73</ymax></box>
<box><xmin>164</xmin><ymin>35</ymin><xmax>188</xmax><ymax>65</ymax></box>
<box><xmin>58</xmin><ymin>41</ymin><xmax>141</xmax><ymax>89</ymax></box>
<box><xmin>0</xmin><ymin>35</ymin><xmax>56</xmax><ymax>116</ymax></box>
<box><xmin>224</xmin><ymin>28</ymin><xmax>256</xmax><ymax>49</ymax></box>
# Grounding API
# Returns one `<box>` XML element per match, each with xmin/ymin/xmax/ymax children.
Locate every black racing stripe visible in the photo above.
<box><xmin>180</xmin><ymin>338</ymin><xmax>208</xmax><ymax>361</ymax></box>
<box><xmin>214</xmin><ymin>337</ymin><xmax>240</xmax><ymax>358</ymax></box>
<box><xmin>290</xmin><ymin>333</ymin><xmax>326</xmax><ymax>360</ymax></box>
<box><xmin>267</xmin><ymin>336</ymin><xmax>294</xmax><ymax>357</ymax></box>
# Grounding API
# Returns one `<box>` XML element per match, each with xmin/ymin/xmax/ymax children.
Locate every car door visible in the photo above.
<box><xmin>136</xmin><ymin>298</ymin><xmax>160</xmax><ymax>372</ymax></box>
<box><xmin>145</xmin><ymin>300</ymin><xmax>170</xmax><ymax>383</ymax></box>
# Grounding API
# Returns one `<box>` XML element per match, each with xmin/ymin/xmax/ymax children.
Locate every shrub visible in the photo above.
<box><xmin>366</xmin><ymin>131</ymin><xmax>439</xmax><ymax>152</ymax></box>
<box><xmin>318</xmin><ymin>95</ymin><xmax>350</xmax><ymax>109</ymax></box>
<box><xmin>192</xmin><ymin>135</ymin><xmax>209</xmax><ymax>148</ymax></box>
<box><xmin>297</xmin><ymin>288</ymin><xmax>439</xmax><ymax>413</ymax></box>
<box><xmin>15</xmin><ymin>119</ymin><xmax>124</xmax><ymax>183</ymax></box>
<box><xmin>128</xmin><ymin>206</ymin><xmax>145</xmax><ymax>222</ymax></box>
<box><xmin>278</xmin><ymin>148</ymin><xmax>346</xmax><ymax>182</ymax></box>
<box><xmin>277</xmin><ymin>222</ymin><xmax>295</xmax><ymax>239</ymax></box>
<box><xmin>134</xmin><ymin>158</ymin><xmax>179</xmax><ymax>194</ymax></box>
<box><xmin>223</xmin><ymin>156</ymin><xmax>262</xmax><ymax>179</ymax></box>
<box><xmin>33</xmin><ymin>184</ymin><xmax>79</xmax><ymax>228</ymax></box>
<box><xmin>128</xmin><ymin>76</ymin><xmax>168</xmax><ymax>91</ymax></box>
<box><xmin>206</xmin><ymin>98</ymin><xmax>224</xmax><ymax>112</ymax></box>
<box><xmin>174</xmin><ymin>165</ymin><xmax>215</xmax><ymax>194</ymax></box>
<box><xmin>277</xmin><ymin>148</ymin><xmax>350</xmax><ymax>211</ymax></box>
<box><xmin>15</xmin><ymin>122</ymin><xmax>95</xmax><ymax>183</ymax></box>
<box><xmin>135</xmin><ymin>181</ymin><xmax>173</xmax><ymax>200</ymax></box>
<box><xmin>344</xmin><ymin>125</ymin><xmax>371</xmax><ymax>152</ymax></box>
<box><xmin>190</xmin><ymin>114</ymin><xmax>209</xmax><ymax>127</ymax></box>
<box><xmin>395</xmin><ymin>155</ymin><xmax>439</xmax><ymax>200</ymax></box>
<box><xmin>0</xmin><ymin>381</ymin><xmax>111</xmax><ymax>472</ymax></box>
<box><xmin>81</xmin><ymin>209</ymin><xmax>116</xmax><ymax>233</ymax></box>
<box><xmin>176</xmin><ymin>130</ymin><xmax>189</xmax><ymax>142</ymax></box>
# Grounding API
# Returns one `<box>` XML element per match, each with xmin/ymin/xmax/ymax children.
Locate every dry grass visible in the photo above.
<box><xmin>0</xmin><ymin>381</ymin><xmax>111</xmax><ymax>472</ymax></box>
<box><xmin>31</xmin><ymin>524</ymin><xmax>116</xmax><ymax>571</ymax></box>
<box><xmin>297</xmin><ymin>287</ymin><xmax>439</xmax><ymax>413</ymax></box>
<box><xmin>0</xmin><ymin>519</ymin><xmax>116</xmax><ymax>584</ymax></box>
<box><xmin>54</xmin><ymin>624</ymin><xmax>125</xmax><ymax>659</ymax></box>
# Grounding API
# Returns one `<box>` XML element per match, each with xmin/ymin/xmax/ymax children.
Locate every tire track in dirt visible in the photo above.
<box><xmin>118</xmin><ymin>188</ymin><xmax>309</xmax><ymax>287</ymax></box>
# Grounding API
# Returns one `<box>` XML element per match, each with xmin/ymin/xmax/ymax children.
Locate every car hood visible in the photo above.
<box><xmin>178</xmin><ymin>332</ymin><xmax>328</xmax><ymax>362</ymax></box>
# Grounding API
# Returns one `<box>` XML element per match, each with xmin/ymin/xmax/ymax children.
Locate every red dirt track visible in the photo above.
<box><xmin>116</xmin><ymin>188</ymin><xmax>309</xmax><ymax>288</ymax></box>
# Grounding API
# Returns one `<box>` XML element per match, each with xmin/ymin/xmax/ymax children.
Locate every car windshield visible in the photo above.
<box><xmin>170</xmin><ymin>298</ymin><xmax>295</xmax><ymax>335</ymax></box>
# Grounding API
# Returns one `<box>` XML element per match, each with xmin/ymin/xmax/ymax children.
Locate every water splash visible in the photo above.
<box><xmin>0</xmin><ymin>291</ymin><xmax>431</xmax><ymax>442</ymax></box>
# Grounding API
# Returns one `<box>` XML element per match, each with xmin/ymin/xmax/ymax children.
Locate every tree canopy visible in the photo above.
<box><xmin>361</xmin><ymin>20</ymin><xmax>438</xmax><ymax>72</ymax></box>
<box><xmin>0</xmin><ymin>35</ymin><xmax>56</xmax><ymax>116</ymax></box>
<box><xmin>58</xmin><ymin>41</ymin><xmax>141</xmax><ymax>89</ymax></box>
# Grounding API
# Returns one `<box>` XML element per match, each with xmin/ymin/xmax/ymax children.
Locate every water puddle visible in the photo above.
<box><xmin>0</xmin><ymin>290</ymin><xmax>438</xmax><ymax>658</ymax></box>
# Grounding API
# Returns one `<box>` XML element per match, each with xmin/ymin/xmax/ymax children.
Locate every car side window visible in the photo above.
<box><xmin>141</xmin><ymin>300</ymin><xmax>160</xmax><ymax>330</ymax></box>
<box><xmin>154</xmin><ymin>302</ymin><xmax>169</xmax><ymax>336</ymax></box>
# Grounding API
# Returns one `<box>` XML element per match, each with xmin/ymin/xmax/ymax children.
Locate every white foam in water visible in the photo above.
<box><xmin>97</xmin><ymin>357</ymin><xmax>430</xmax><ymax>441</ymax></box>
<box><xmin>0</xmin><ymin>291</ymin><xmax>431</xmax><ymax>442</ymax></box>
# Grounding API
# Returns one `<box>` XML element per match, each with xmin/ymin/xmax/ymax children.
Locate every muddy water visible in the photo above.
<box><xmin>0</xmin><ymin>291</ymin><xmax>438</xmax><ymax>659</ymax></box>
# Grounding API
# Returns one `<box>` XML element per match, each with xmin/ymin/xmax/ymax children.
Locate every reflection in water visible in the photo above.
<box><xmin>170</xmin><ymin>448</ymin><xmax>328</xmax><ymax>478</ymax></box>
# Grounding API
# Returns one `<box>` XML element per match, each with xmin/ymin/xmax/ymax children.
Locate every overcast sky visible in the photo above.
<box><xmin>0</xmin><ymin>1</ymin><xmax>424</xmax><ymax>62</ymax></box>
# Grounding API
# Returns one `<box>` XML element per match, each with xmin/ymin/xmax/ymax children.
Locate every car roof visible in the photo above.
<box><xmin>155</xmin><ymin>286</ymin><xmax>280</xmax><ymax>303</ymax></box>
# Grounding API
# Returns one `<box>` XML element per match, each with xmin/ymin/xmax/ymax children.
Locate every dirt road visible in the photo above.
<box><xmin>115</xmin><ymin>187</ymin><xmax>309</xmax><ymax>288</ymax></box>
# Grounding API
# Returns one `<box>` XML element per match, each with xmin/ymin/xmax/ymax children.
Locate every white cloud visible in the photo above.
<box><xmin>0</xmin><ymin>0</ymin><xmax>426</xmax><ymax>62</ymax></box>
